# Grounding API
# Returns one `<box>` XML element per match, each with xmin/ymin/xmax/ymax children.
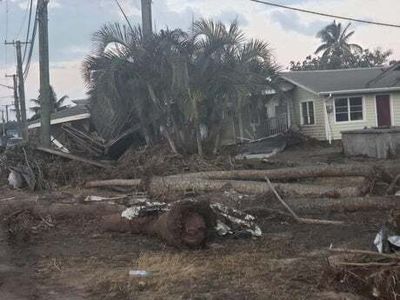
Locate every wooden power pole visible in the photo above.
<box><xmin>141</xmin><ymin>0</ymin><xmax>152</xmax><ymax>39</ymax></box>
<box><xmin>5</xmin><ymin>41</ymin><xmax>29</xmax><ymax>139</ymax></box>
<box><xmin>3</xmin><ymin>74</ymin><xmax>21</xmax><ymax>136</ymax></box>
<box><xmin>11</xmin><ymin>75</ymin><xmax>22</xmax><ymax>136</ymax></box>
<box><xmin>15</xmin><ymin>41</ymin><xmax>28</xmax><ymax>139</ymax></box>
<box><xmin>38</xmin><ymin>0</ymin><xmax>51</xmax><ymax>147</ymax></box>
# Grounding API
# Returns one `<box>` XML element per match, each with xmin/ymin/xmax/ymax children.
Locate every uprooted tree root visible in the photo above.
<box><xmin>103</xmin><ymin>200</ymin><xmax>217</xmax><ymax>249</ymax></box>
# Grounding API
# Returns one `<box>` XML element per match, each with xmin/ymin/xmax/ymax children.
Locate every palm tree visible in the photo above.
<box><xmin>30</xmin><ymin>86</ymin><xmax>68</xmax><ymax>120</ymax></box>
<box><xmin>82</xmin><ymin>19</ymin><xmax>278</xmax><ymax>155</ymax></box>
<box><xmin>315</xmin><ymin>21</ymin><xmax>362</xmax><ymax>67</ymax></box>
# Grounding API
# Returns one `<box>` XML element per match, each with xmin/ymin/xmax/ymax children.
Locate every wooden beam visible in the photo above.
<box><xmin>36</xmin><ymin>147</ymin><xmax>113</xmax><ymax>169</ymax></box>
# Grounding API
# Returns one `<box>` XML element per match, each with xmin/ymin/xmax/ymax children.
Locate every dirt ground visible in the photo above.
<box><xmin>0</xmin><ymin>142</ymin><xmax>398</xmax><ymax>299</ymax></box>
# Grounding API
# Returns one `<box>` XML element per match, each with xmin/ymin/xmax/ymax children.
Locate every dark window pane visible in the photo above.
<box><xmin>336</xmin><ymin>107</ymin><xmax>348</xmax><ymax>113</ymax></box>
<box><xmin>350</xmin><ymin>112</ymin><xmax>363</xmax><ymax>120</ymax></box>
<box><xmin>350</xmin><ymin>97</ymin><xmax>362</xmax><ymax>106</ymax></box>
<box><xmin>309</xmin><ymin>113</ymin><xmax>315</xmax><ymax>125</ymax></box>
<box><xmin>335</xmin><ymin>98</ymin><xmax>348</xmax><ymax>107</ymax></box>
<box><xmin>336</xmin><ymin>113</ymin><xmax>349</xmax><ymax>122</ymax></box>
<box><xmin>350</xmin><ymin>105</ymin><xmax>362</xmax><ymax>112</ymax></box>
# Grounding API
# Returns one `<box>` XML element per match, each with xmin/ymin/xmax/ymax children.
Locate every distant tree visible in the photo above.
<box><xmin>314</xmin><ymin>20</ymin><xmax>362</xmax><ymax>68</ymax></box>
<box><xmin>30</xmin><ymin>86</ymin><xmax>68</xmax><ymax>121</ymax></box>
<box><xmin>290</xmin><ymin>48</ymin><xmax>393</xmax><ymax>71</ymax></box>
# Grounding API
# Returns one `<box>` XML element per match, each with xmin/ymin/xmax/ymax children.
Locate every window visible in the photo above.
<box><xmin>334</xmin><ymin>97</ymin><xmax>363</xmax><ymax>122</ymax></box>
<box><xmin>301</xmin><ymin>101</ymin><xmax>315</xmax><ymax>125</ymax></box>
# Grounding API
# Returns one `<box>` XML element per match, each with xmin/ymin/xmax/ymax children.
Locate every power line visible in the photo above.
<box><xmin>22</xmin><ymin>0</ymin><xmax>34</xmax><ymax>63</ymax></box>
<box><xmin>23</xmin><ymin>1</ymin><xmax>39</xmax><ymax>80</ymax></box>
<box><xmin>4</xmin><ymin>0</ymin><xmax>9</xmax><ymax>73</ymax></box>
<box><xmin>15</xmin><ymin>0</ymin><xmax>31</xmax><ymax>39</ymax></box>
<box><xmin>250</xmin><ymin>0</ymin><xmax>400</xmax><ymax>29</ymax></box>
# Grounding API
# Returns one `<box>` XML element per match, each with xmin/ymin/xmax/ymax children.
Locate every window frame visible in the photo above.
<box><xmin>333</xmin><ymin>96</ymin><xmax>365</xmax><ymax>124</ymax></box>
<box><xmin>300</xmin><ymin>100</ymin><xmax>316</xmax><ymax>126</ymax></box>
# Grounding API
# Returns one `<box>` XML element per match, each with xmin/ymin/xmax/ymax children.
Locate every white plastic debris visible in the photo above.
<box><xmin>374</xmin><ymin>229</ymin><xmax>384</xmax><ymax>253</ymax></box>
<box><xmin>121</xmin><ymin>199</ymin><xmax>262</xmax><ymax>238</ymax></box>
<box><xmin>374</xmin><ymin>228</ymin><xmax>400</xmax><ymax>253</ymax></box>
<box><xmin>129</xmin><ymin>270</ymin><xmax>151</xmax><ymax>277</ymax></box>
<box><xmin>8</xmin><ymin>170</ymin><xmax>24</xmax><ymax>189</ymax></box>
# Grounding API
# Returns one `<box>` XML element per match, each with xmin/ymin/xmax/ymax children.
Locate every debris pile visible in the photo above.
<box><xmin>325</xmin><ymin>250</ymin><xmax>400</xmax><ymax>300</ymax></box>
<box><xmin>325</xmin><ymin>211</ymin><xmax>400</xmax><ymax>300</ymax></box>
<box><xmin>0</xmin><ymin>144</ymin><xmax>103</xmax><ymax>188</ymax></box>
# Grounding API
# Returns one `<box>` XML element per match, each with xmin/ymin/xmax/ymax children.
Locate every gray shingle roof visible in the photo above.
<box><xmin>281</xmin><ymin>65</ymin><xmax>400</xmax><ymax>95</ymax></box>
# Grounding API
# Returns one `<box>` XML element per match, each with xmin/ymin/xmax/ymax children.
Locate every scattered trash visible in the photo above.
<box><xmin>374</xmin><ymin>210</ymin><xmax>400</xmax><ymax>253</ymax></box>
<box><xmin>129</xmin><ymin>270</ymin><xmax>152</xmax><ymax>277</ymax></box>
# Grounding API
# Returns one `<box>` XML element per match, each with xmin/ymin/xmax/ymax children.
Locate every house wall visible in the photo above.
<box><xmin>291</xmin><ymin>87</ymin><xmax>326</xmax><ymax>140</ymax></box>
<box><xmin>391</xmin><ymin>92</ymin><xmax>400</xmax><ymax>126</ymax></box>
<box><xmin>326</xmin><ymin>92</ymin><xmax>400</xmax><ymax>140</ymax></box>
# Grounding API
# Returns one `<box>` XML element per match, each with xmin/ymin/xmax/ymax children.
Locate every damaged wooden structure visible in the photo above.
<box><xmin>27</xmin><ymin>99</ymin><xmax>142</xmax><ymax>159</ymax></box>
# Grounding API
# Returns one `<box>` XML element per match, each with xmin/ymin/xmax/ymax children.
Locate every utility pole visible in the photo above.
<box><xmin>4</xmin><ymin>41</ymin><xmax>29</xmax><ymax>140</ymax></box>
<box><xmin>38</xmin><ymin>0</ymin><xmax>51</xmax><ymax>147</ymax></box>
<box><xmin>141</xmin><ymin>0</ymin><xmax>152</xmax><ymax>39</ymax></box>
<box><xmin>4</xmin><ymin>74</ymin><xmax>21</xmax><ymax>136</ymax></box>
<box><xmin>1</xmin><ymin>110</ymin><xmax>5</xmax><ymax>136</ymax></box>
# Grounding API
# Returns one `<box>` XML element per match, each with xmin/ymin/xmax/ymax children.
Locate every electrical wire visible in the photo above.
<box><xmin>15</xmin><ymin>0</ymin><xmax>31</xmax><ymax>40</ymax></box>
<box><xmin>23</xmin><ymin>1</ymin><xmax>38</xmax><ymax>80</ymax></box>
<box><xmin>250</xmin><ymin>0</ymin><xmax>400</xmax><ymax>29</ymax></box>
<box><xmin>22</xmin><ymin>0</ymin><xmax>34</xmax><ymax>63</ymax></box>
<box><xmin>4</xmin><ymin>0</ymin><xmax>9</xmax><ymax>73</ymax></box>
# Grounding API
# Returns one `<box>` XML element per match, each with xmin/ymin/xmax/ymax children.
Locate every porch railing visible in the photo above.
<box><xmin>265</xmin><ymin>113</ymin><xmax>288</xmax><ymax>137</ymax></box>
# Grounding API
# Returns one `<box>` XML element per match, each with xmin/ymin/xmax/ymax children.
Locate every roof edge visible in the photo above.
<box><xmin>280</xmin><ymin>75</ymin><xmax>319</xmax><ymax>95</ymax></box>
<box><xmin>28</xmin><ymin>113</ymin><xmax>91</xmax><ymax>129</ymax></box>
<box><xmin>319</xmin><ymin>87</ymin><xmax>400</xmax><ymax>96</ymax></box>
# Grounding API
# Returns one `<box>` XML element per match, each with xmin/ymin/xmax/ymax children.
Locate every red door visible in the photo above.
<box><xmin>376</xmin><ymin>95</ymin><xmax>391</xmax><ymax>127</ymax></box>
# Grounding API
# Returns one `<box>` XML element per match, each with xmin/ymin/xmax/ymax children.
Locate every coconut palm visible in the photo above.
<box><xmin>315</xmin><ymin>21</ymin><xmax>362</xmax><ymax>66</ymax></box>
<box><xmin>30</xmin><ymin>86</ymin><xmax>68</xmax><ymax>121</ymax></box>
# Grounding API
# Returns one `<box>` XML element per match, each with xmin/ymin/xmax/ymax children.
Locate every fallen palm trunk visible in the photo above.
<box><xmin>86</xmin><ymin>176</ymin><xmax>366</xmax><ymax>198</ymax></box>
<box><xmin>281</xmin><ymin>196</ymin><xmax>400</xmax><ymax>213</ymax></box>
<box><xmin>0</xmin><ymin>200</ymin><xmax>124</xmax><ymax>219</ymax></box>
<box><xmin>171</xmin><ymin>164</ymin><xmax>375</xmax><ymax>181</ymax></box>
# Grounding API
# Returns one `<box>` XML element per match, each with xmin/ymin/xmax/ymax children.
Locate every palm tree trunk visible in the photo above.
<box><xmin>196</xmin><ymin>126</ymin><xmax>203</xmax><ymax>157</ymax></box>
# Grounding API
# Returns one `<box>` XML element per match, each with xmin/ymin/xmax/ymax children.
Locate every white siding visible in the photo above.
<box><xmin>327</xmin><ymin>92</ymin><xmax>400</xmax><ymax>140</ymax></box>
<box><xmin>326</xmin><ymin>95</ymin><xmax>374</xmax><ymax>140</ymax></box>
<box><xmin>292</xmin><ymin>87</ymin><xmax>326</xmax><ymax>140</ymax></box>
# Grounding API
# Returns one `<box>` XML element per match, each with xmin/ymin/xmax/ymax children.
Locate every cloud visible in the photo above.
<box><xmin>271</xmin><ymin>10</ymin><xmax>329</xmax><ymax>36</ymax></box>
<box><xmin>216</xmin><ymin>10</ymin><xmax>249</xmax><ymax>27</ymax></box>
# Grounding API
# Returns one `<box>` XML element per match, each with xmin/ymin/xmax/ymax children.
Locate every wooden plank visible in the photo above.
<box><xmin>36</xmin><ymin>147</ymin><xmax>113</xmax><ymax>169</ymax></box>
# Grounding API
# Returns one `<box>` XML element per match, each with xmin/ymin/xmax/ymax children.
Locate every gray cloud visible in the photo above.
<box><xmin>271</xmin><ymin>10</ymin><xmax>329</xmax><ymax>36</ymax></box>
<box><xmin>216</xmin><ymin>10</ymin><xmax>249</xmax><ymax>27</ymax></box>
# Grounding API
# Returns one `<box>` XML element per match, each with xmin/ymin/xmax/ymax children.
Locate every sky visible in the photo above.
<box><xmin>1</xmin><ymin>0</ymin><xmax>400</xmax><ymax>120</ymax></box>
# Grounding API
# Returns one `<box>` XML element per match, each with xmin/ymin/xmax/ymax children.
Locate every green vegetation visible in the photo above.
<box><xmin>83</xmin><ymin>19</ymin><xmax>279</xmax><ymax>155</ymax></box>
